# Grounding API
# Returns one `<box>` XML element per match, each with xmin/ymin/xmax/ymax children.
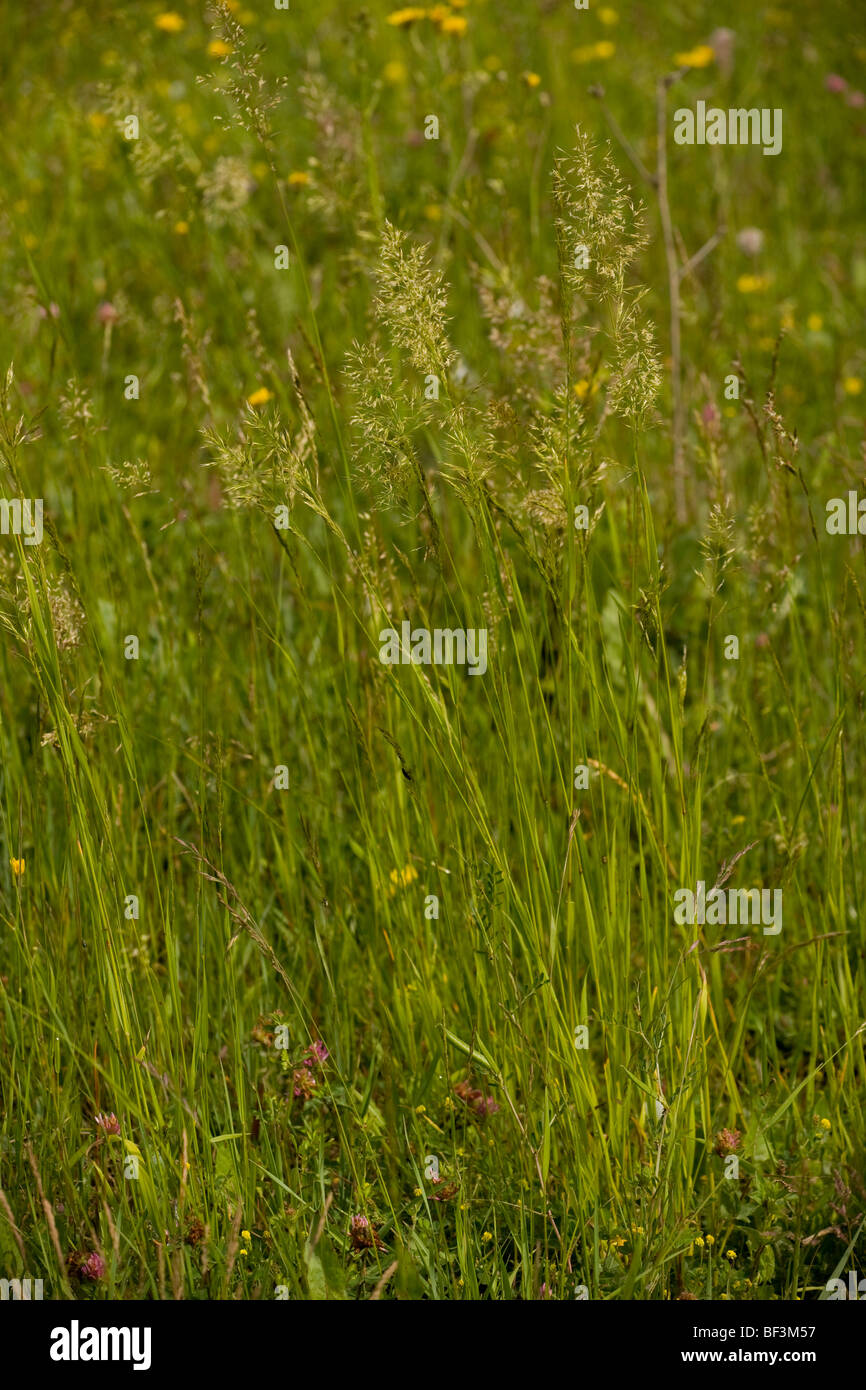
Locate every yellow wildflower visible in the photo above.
<box><xmin>384</xmin><ymin>60</ymin><xmax>408</xmax><ymax>83</ymax></box>
<box><xmin>427</xmin><ymin>4</ymin><xmax>452</xmax><ymax>21</ymax></box>
<box><xmin>481</xmin><ymin>1231</ymin><xmax>493</xmax><ymax>1242</ymax></box>
<box><xmin>572</xmin><ymin>42</ymin><xmax>614</xmax><ymax>63</ymax></box>
<box><xmin>807</xmin><ymin>313</ymin><xmax>823</xmax><ymax>333</ymax></box>
<box><xmin>287</xmin><ymin>170</ymin><xmax>309</xmax><ymax>186</ymax></box>
<box><xmin>725</xmin><ymin>1250</ymin><xmax>737</xmax><ymax>1262</ymax></box>
<box><xmin>440</xmin><ymin>15</ymin><xmax>468</xmax><ymax>34</ymax></box>
<box><xmin>675</xmin><ymin>45</ymin><xmax>715</xmax><ymax>68</ymax></box>
<box><xmin>415</xmin><ymin>1104</ymin><xmax>426</xmax><ymax>1114</ymax></box>
<box><xmin>10</xmin><ymin>858</ymin><xmax>25</xmax><ymax>876</ymax></box>
<box><xmin>573</xmin><ymin>379</ymin><xmax>599</xmax><ymax>401</ymax></box>
<box><xmin>208</xmin><ymin>39</ymin><xmax>233</xmax><ymax>58</ymax></box>
<box><xmin>522</xmin><ymin>71</ymin><xmax>542</xmax><ymax>88</ymax></box>
<box><xmin>424</xmin><ymin>204</ymin><xmax>442</xmax><ymax>220</ymax></box>
<box><xmin>155</xmin><ymin>12</ymin><xmax>185</xmax><ymax>32</ymax></box>
<box><xmin>247</xmin><ymin>387</ymin><xmax>273</xmax><ymax>407</ymax></box>
<box><xmin>705</xmin><ymin>1234</ymin><xmax>715</xmax><ymax>1246</ymax></box>
<box><xmin>820</xmin><ymin>1116</ymin><xmax>832</xmax><ymax>1129</ymax></box>
<box><xmin>599</xmin><ymin>6</ymin><xmax>618</xmax><ymax>23</ymax></box>
<box><xmin>388</xmin><ymin>863</ymin><xmax>419</xmax><ymax>897</ymax></box>
<box><xmin>843</xmin><ymin>377</ymin><xmax>863</xmax><ymax>395</ymax></box>
<box><xmin>241</xmin><ymin>1229</ymin><xmax>251</xmax><ymax>1241</ymax></box>
<box><xmin>737</xmin><ymin>274</ymin><xmax>770</xmax><ymax>294</ymax></box>
<box><xmin>173</xmin><ymin>220</ymin><xmax>189</xmax><ymax>235</ymax></box>
<box><xmin>695</xmin><ymin>1235</ymin><xmax>704</xmax><ymax>1248</ymax></box>
<box><xmin>386</xmin><ymin>7</ymin><xmax>427</xmax><ymax>24</ymax></box>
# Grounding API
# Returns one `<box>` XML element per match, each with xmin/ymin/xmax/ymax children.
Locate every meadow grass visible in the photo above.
<box><xmin>0</xmin><ymin>0</ymin><xmax>865</xmax><ymax>1301</ymax></box>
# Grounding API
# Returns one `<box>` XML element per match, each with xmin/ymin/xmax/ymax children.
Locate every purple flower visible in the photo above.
<box><xmin>846</xmin><ymin>90</ymin><xmax>866</xmax><ymax>108</ymax></box>
<box><xmin>825</xmin><ymin>74</ymin><xmax>848</xmax><ymax>94</ymax></box>
<box><xmin>95</xmin><ymin>1112</ymin><xmax>121</xmax><ymax>1136</ymax></box>
<box><xmin>307</xmin><ymin>1040</ymin><xmax>329</xmax><ymax>1066</ymax></box>
<box><xmin>78</xmin><ymin>1251</ymin><xmax>107</xmax><ymax>1278</ymax></box>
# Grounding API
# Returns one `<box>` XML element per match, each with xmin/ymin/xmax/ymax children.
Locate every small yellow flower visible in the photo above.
<box><xmin>599</xmin><ymin>6</ymin><xmax>618</xmax><ymax>23</ymax></box>
<box><xmin>239</xmin><ymin>1247</ymin><xmax>248</xmax><ymax>1256</ymax></box>
<box><xmin>241</xmin><ymin>1229</ymin><xmax>251</xmax><ymax>1241</ymax></box>
<box><xmin>384</xmin><ymin>60</ymin><xmax>408</xmax><ymax>84</ymax></box>
<box><xmin>675</xmin><ymin>45</ymin><xmax>715</xmax><ymax>68</ymax></box>
<box><xmin>10</xmin><ymin>858</ymin><xmax>25</xmax><ymax>876</ymax></box>
<box><xmin>843</xmin><ymin>377</ymin><xmax>863</xmax><ymax>396</ymax></box>
<box><xmin>87</xmin><ymin>112</ymin><xmax>108</xmax><ymax>131</ymax></box>
<box><xmin>424</xmin><ymin>204</ymin><xmax>442</xmax><ymax>221</ymax></box>
<box><xmin>726</xmin><ymin>1250</ymin><xmax>737</xmax><ymax>1262</ymax></box>
<box><xmin>415</xmin><ymin>1104</ymin><xmax>426</xmax><ymax>1114</ymax></box>
<box><xmin>481</xmin><ymin>1231</ymin><xmax>493</xmax><ymax>1242</ymax></box>
<box><xmin>807</xmin><ymin>313</ymin><xmax>823</xmax><ymax>333</ymax></box>
<box><xmin>173</xmin><ymin>220</ymin><xmax>189</xmax><ymax>235</ymax></box>
<box><xmin>427</xmin><ymin>4</ymin><xmax>452</xmax><ymax>21</ymax></box>
<box><xmin>695</xmin><ymin>1235</ymin><xmax>705</xmax><ymax>1248</ymax></box>
<box><xmin>388</xmin><ymin>863</ymin><xmax>419</xmax><ymax>894</ymax></box>
<box><xmin>737</xmin><ymin>274</ymin><xmax>770</xmax><ymax>294</ymax></box>
<box><xmin>414</xmin><ymin>1186</ymin><xmax>422</xmax><ymax>1196</ymax></box>
<box><xmin>247</xmin><ymin>387</ymin><xmax>273</xmax><ymax>407</ymax></box>
<box><xmin>483</xmin><ymin>55</ymin><xmax>501</xmax><ymax>71</ymax></box>
<box><xmin>594</xmin><ymin>40</ymin><xmax>615</xmax><ymax>58</ymax></box>
<box><xmin>22</xmin><ymin>233</ymin><xmax>38</xmax><ymax>250</ymax></box>
<box><xmin>155</xmin><ymin>12</ymin><xmax>185</xmax><ymax>32</ymax></box>
<box><xmin>287</xmin><ymin>170</ymin><xmax>309</xmax><ymax>186</ymax></box>
<box><xmin>386</xmin><ymin>7</ymin><xmax>427</xmax><ymax>25</ymax></box>
<box><xmin>820</xmin><ymin>1116</ymin><xmax>832</xmax><ymax>1130</ymax></box>
<box><xmin>705</xmin><ymin>1234</ymin><xmax>715</xmax><ymax>1246</ymax></box>
<box><xmin>440</xmin><ymin>15</ymin><xmax>468</xmax><ymax>34</ymax></box>
<box><xmin>573</xmin><ymin>379</ymin><xmax>599</xmax><ymax>401</ymax></box>
<box><xmin>207</xmin><ymin>39</ymin><xmax>232</xmax><ymax>58</ymax></box>
<box><xmin>522</xmin><ymin>71</ymin><xmax>542</xmax><ymax>88</ymax></box>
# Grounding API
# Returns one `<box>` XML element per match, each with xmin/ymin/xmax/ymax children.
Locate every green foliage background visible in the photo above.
<box><xmin>0</xmin><ymin>0</ymin><xmax>864</xmax><ymax>1299</ymax></box>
